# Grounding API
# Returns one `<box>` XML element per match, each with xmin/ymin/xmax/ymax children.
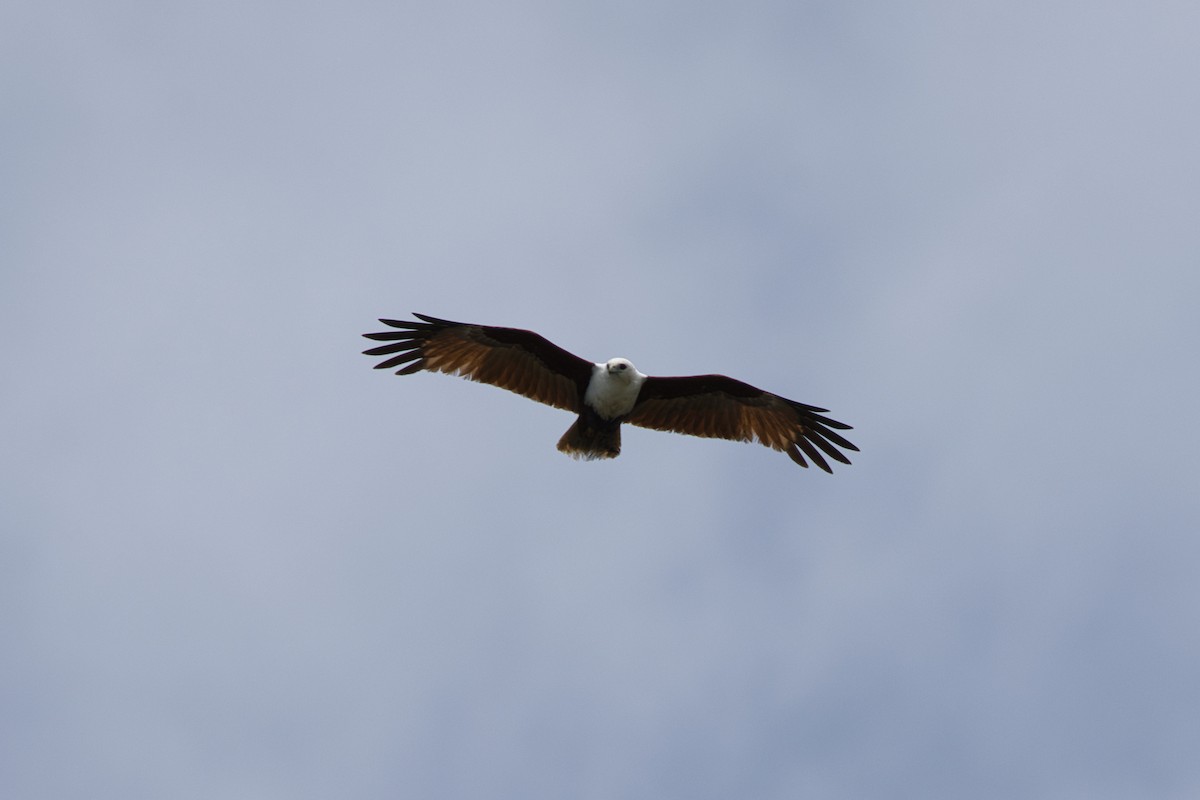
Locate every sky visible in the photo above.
<box><xmin>3</xmin><ymin>1</ymin><xmax>1199</xmax><ymax>798</ymax></box>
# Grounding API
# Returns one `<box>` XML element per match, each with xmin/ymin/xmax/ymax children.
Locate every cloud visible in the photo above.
<box><xmin>3</xmin><ymin>1</ymin><xmax>1199</xmax><ymax>798</ymax></box>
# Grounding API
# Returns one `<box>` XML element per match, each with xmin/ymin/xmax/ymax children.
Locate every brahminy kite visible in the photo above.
<box><xmin>362</xmin><ymin>314</ymin><xmax>858</xmax><ymax>471</ymax></box>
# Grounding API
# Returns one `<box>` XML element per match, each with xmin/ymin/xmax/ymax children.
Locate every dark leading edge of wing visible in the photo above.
<box><xmin>627</xmin><ymin>374</ymin><xmax>858</xmax><ymax>472</ymax></box>
<box><xmin>362</xmin><ymin>313</ymin><xmax>593</xmax><ymax>413</ymax></box>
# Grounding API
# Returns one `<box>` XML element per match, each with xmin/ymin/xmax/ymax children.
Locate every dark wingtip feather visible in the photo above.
<box><xmin>796</xmin><ymin>438</ymin><xmax>832</xmax><ymax>473</ymax></box>
<box><xmin>785</xmin><ymin>447</ymin><xmax>811</xmax><ymax>468</ymax></box>
<box><xmin>806</xmin><ymin>429</ymin><xmax>855</xmax><ymax>463</ymax></box>
<box><xmin>412</xmin><ymin>313</ymin><xmax>457</xmax><ymax>325</ymax></box>
<box><xmin>363</xmin><ymin>330</ymin><xmax>422</xmax><ymax>341</ymax></box>
<box><xmin>374</xmin><ymin>351</ymin><xmax>422</xmax><ymax>371</ymax></box>
<box><xmin>362</xmin><ymin>342</ymin><xmax>415</xmax><ymax>356</ymax></box>
<box><xmin>817</xmin><ymin>427</ymin><xmax>859</xmax><ymax>452</ymax></box>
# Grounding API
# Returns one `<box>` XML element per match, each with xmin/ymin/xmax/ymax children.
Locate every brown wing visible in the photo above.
<box><xmin>626</xmin><ymin>374</ymin><xmax>858</xmax><ymax>471</ymax></box>
<box><xmin>362</xmin><ymin>314</ymin><xmax>593</xmax><ymax>412</ymax></box>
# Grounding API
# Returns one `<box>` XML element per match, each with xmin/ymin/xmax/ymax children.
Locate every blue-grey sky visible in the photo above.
<box><xmin>4</xmin><ymin>1</ymin><xmax>1199</xmax><ymax>798</ymax></box>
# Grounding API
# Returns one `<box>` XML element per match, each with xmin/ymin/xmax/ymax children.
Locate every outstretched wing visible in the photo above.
<box><xmin>626</xmin><ymin>375</ymin><xmax>858</xmax><ymax>471</ymax></box>
<box><xmin>362</xmin><ymin>314</ymin><xmax>593</xmax><ymax>412</ymax></box>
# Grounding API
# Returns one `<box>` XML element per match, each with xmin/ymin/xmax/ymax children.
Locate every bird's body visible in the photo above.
<box><xmin>362</xmin><ymin>314</ymin><xmax>857</xmax><ymax>472</ymax></box>
<box><xmin>559</xmin><ymin>359</ymin><xmax>648</xmax><ymax>459</ymax></box>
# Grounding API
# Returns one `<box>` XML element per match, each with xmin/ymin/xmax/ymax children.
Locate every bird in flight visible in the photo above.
<box><xmin>362</xmin><ymin>314</ymin><xmax>857</xmax><ymax>472</ymax></box>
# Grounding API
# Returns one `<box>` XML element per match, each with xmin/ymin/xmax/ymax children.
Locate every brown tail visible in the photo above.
<box><xmin>557</xmin><ymin>413</ymin><xmax>622</xmax><ymax>460</ymax></box>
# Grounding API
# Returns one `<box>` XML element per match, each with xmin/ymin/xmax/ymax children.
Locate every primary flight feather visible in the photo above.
<box><xmin>362</xmin><ymin>314</ymin><xmax>858</xmax><ymax>471</ymax></box>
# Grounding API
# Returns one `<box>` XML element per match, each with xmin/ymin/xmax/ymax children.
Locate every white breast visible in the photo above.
<box><xmin>584</xmin><ymin>362</ymin><xmax>647</xmax><ymax>419</ymax></box>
